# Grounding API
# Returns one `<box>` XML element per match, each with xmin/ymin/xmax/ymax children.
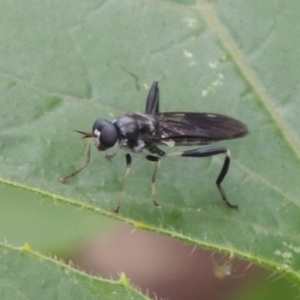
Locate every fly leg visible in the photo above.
<box><xmin>144</xmin><ymin>145</ymin><xmax>166</xmax><ymax>207</ymax></box>
<box><xmin>60</xmin><ymin>141</ymin><xmax>92</xmax><ymax>182</ymax></box>
<box><xmin>115</xmin><ymin>153</ymin><xmax>132</xmax><ymax>213</ymax></box>
<box><xmin>167</xmin><ymin>147</ymin><xmax>238</xmax><ymax>209</ymax></box>
<box><xmin>145</xmin><ymin>155</ymin><xmax>162</xmax><ymax>207</ymax></box>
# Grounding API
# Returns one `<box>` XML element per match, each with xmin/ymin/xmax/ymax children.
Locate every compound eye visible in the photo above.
<box><xmin>99</xmin><ymin>123</ymin><xmax>118</xmax><ymax>149</ymax></box>
<box><xmin>92</xmin><ymin>118</ymin><xmax>107</xmax><ymax>133</ymax></box>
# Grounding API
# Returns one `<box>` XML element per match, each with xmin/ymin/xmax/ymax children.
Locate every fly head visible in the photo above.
<box><xmin>92</xmin><ymin>118</ymin><xmax>118</xmax><ymax>151</ymax></box>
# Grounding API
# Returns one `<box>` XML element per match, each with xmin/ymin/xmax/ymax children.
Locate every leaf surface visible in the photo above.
<box><xmin>0</xmin><ymin>0</ymin><xmax>300</xmax><ymax>294</ymax></box>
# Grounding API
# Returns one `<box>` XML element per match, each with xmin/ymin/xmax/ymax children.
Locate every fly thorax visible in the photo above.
<box><xmin>115</xmin><ymin>116</ymin><xmax>138</xmax><ymax>138</ymax></box>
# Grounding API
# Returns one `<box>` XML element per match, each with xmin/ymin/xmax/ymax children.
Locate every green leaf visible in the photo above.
<box><xmin>0</xmin><ymin>184</ymin><xmax>114</xmax><ymax>254</ymax></box>
<box><xmin>0</xmin><ymin>243</ymin><xmax>148</xmax><ymax>300</ymax></box>
<box><xmin>1</xmin><ymin>0</ymin><xmax>300</xmax><ymax>297</ymax></box>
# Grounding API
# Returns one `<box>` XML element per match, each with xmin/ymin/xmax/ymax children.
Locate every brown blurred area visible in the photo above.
<box><xmin>71</xmin><ymin>224</ymin><xmax>262</xmax><ymax>300</ymax></box>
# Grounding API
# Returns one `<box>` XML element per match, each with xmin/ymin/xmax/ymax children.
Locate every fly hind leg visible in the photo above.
<box><xmin>167</xmin><ymin>147</ymin><xmax>238</xmax><ymax>209</ymax></box>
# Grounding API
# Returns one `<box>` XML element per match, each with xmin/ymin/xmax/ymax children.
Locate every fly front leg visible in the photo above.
<box><xmin>60</xmin><ymin>140</ymin><xmax>92</xmax><ymax>183</ymax></box>
<box><xmin>167</xmin><ymin>147</ymin><xmax>238</xmax><ymax>209</ymax></box>
<box><xmin>115</xmin><ymin>153</ymin><xmax>132</xmax><ymax>213</ymax></box>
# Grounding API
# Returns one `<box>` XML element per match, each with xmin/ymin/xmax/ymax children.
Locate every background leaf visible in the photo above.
<box><xmin>0</xmin><ymin>243</ymin><xmax>148</xmax><ymax>300</ymax></box>
<box><xmin>0</xmin><ymin>0</ymin><xmax>300</xmax><ymax>296</ymax></box>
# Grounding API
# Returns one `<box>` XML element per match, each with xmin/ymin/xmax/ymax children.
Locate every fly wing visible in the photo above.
<box><xmin>145</xmin><ymin>82</ymin><xmax>159</xmax><ymax>114</ymax></box>
<box><xmin>149</xmin><ymin>112</ymin><xmax>248</xmax><ymax>146</ymax></box>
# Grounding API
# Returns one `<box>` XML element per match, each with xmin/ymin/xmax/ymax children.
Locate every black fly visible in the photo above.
<box><xmin>61</xmin><ymin>82</ymin><xmax>248</xmax><ymax>212</ymax></box>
